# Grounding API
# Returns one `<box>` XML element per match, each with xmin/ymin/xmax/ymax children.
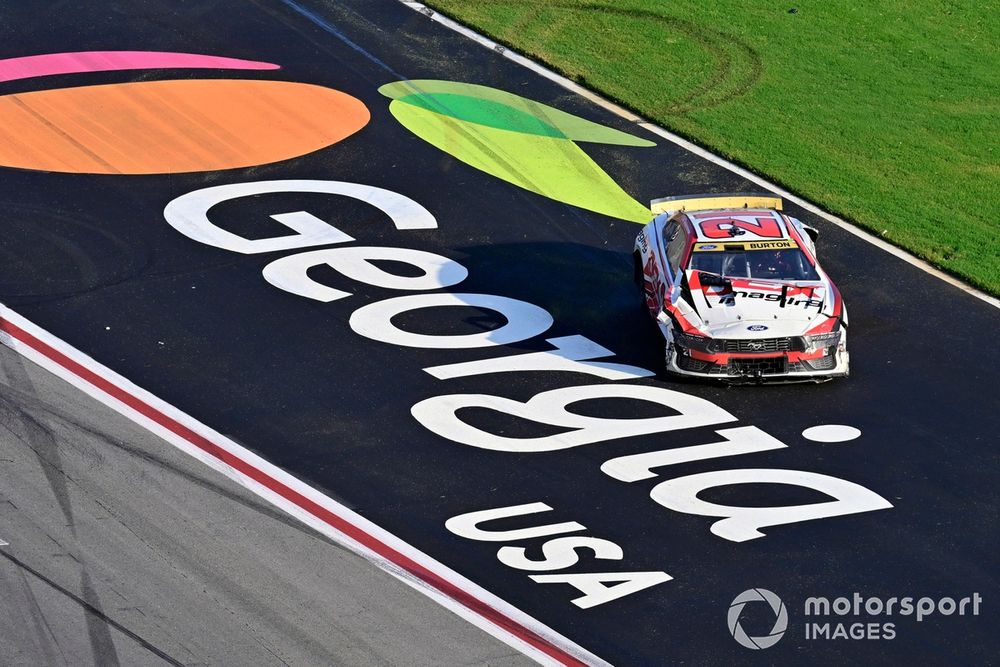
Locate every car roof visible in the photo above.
<box><xmin>680</xmin><ymin>208</ymin><xmax>795</xmax><ymax>244</ymax></box>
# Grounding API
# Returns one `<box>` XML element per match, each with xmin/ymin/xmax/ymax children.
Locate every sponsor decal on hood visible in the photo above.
<box><xmin>685</xmin><ymin>271</ymin><xmax>829</xmax><ymax>336</ymax></box>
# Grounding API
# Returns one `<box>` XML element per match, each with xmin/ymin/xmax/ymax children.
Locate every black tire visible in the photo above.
<box><xmin>632</xmin><ymin>252</ymin><xmax>644</xmax><ymax>288</ymax></box>
<box><xmin>633</xmin><ymin>252</ymin><xmax>650</xmax><ymax>314</ymax></box>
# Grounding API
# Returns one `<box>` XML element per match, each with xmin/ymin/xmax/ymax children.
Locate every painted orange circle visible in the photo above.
<box><xmin>0</xmin><ymin>79</ymin><xmax>370</xmax><ymax>174</ymax></box>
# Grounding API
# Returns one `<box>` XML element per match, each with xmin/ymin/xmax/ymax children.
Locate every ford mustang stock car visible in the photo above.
<box><xmin>633</xmin><ymin>193</ymin><xmax>849</xmax><ymax>382</ymax></box>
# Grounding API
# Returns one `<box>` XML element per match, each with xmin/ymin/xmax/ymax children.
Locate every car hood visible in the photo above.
<box><xmin>685</xmin><ymin>273</ymin><xmax>830</xmax><ymax>338</ymax></box>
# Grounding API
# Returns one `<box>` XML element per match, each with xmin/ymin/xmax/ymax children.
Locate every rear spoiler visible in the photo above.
<box><xmin>650</xmin><ymin>192</ymin><xmax>783</xmax><ymax>215</ymax></box>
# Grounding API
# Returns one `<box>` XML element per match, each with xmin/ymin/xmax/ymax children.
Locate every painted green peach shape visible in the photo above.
<box><xmin>379</xmin><ymin>80</ymin><xmax>654</xmax><ymax>222</ymax></box>
<box><xmin>379</xmin><ymin>80</ymin><xmax>654</xmax><ymax>147</ymax></box>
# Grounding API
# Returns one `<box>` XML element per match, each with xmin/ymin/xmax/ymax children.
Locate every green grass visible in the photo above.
<box><xmin>423</xmin><ymin>0</ymin><xmax>1000</xmax><ymax>296</ymax></box>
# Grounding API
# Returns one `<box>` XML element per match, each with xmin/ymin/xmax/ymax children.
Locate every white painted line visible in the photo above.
<box><xmin>400</xmin><ymin>1</ymin><xmax>998</xmax><ymax>310</ymax></box>
<box><xmin>0</xmin><ymin>304</ymin><xmax>608</xmax><ymax>667</ymax></box>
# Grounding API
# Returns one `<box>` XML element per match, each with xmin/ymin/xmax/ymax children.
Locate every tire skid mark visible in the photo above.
<box><xmin>0</xmin><ymin>373</ymin><xmax>345</xmax><ymax>558</ymax></box>
<box><xmin>0</xmin><ymin>551</ymin><xmax>185</xmax><ymax>666</ymax></box>
<box><xmin>439</xmin><ymin>1</ymin><xmax>763</xmax><ymax>114</ymax></box>
<box><xmin>0</xmin><ymin>351</ymin><xmax>122</xmax><ymax>665</ymax></box>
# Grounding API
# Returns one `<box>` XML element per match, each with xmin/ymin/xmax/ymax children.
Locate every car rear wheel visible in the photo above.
<box><xmin>633</xmin><ymin>252</ymin><xmax>650</xmax><ymax>313</ymax></box>
<box><xmin>633</xmin><ymin>252</ymin><xmax>644</xmax><ymax>287</ymax></box>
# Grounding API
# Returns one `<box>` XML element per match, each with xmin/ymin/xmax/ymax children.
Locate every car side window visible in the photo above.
<box><xmin>660</xmin><ymin>219</ymin><xmax>678</xmax><ymax>250</ymax></box>
<box><xmin>665</xmin><ymin>220</ymin><xmax>689</xmax><ymax>273</ymax></box>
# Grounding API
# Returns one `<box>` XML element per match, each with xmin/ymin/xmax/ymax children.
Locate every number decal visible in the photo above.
<box><xmin>693</xmin><ymin>211</ymin><xmax>783</xmax><ymax>239</ymax></box>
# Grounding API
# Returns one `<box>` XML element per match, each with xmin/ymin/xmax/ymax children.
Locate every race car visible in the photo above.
<box><xmin>633</xmin><ymin>193</ymin><xmax>849</xmax><ymax>382</ymax></box>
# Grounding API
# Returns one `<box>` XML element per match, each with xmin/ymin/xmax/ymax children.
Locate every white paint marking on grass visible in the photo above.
<box><xmin>399</xmin><ymin>1</ymin><xmax>998</xmax><ymax>310</ymax></box>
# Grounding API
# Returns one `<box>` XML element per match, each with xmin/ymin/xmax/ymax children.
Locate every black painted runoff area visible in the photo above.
<box><xmin>0</xmin><ymin>1</ymin><xmax>996</xmax><ymax>664</ymax></box>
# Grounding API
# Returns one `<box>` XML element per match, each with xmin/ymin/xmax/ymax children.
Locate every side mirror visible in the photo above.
<box><xmin>802</xmin><ymin>224</ymin><xmax>819</xmax><ymax>243</ymax></box>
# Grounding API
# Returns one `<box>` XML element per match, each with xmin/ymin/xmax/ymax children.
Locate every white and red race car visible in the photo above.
<box><xmin>633</xmin><ymin>193</ymin><xmax>849</xmax><ymax>382</ymax></box>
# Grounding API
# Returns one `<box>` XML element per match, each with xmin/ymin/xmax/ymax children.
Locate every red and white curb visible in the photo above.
<box><xmin>0</xmin><ymin>303</ymin><xmax>608</xmax><ymax>667</ymax></box>
<box><xmin>400</xmin><ymin>0</ymin><xmax>999</xmax><ymax>310</ymax></box>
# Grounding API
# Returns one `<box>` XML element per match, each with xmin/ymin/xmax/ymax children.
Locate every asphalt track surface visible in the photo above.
<box><xmin>0</xmin><ymin>343</ymin><xmax>529</xmax><ymax>666</ymax></box>
<box><xmin>0</xmin><ymin>1</ymin><xmax>997</xmax><ymax>665</ymax></box>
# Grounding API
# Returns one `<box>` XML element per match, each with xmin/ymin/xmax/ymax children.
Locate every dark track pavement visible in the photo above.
<box><xmin>0</xmin><ymin>1</ymin><xmax>997</xmax><ymax>664</ymax></box>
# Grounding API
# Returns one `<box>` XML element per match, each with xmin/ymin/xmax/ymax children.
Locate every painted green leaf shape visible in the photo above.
<box><xmin>380</xmin><ymin>80</ymin><xmax>654</xmax><ymax>147</ymax></box>
<box><xmin>378</xmin><ymin>80</ymin><xmax>654</xmax><ymax>222</ymax></box>
<box><xmin>395</xmin><ymin>93</ymin><xmax>566</xmax><ymax>139</ymax></box>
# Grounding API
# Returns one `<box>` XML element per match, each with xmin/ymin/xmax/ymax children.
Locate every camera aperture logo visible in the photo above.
<box><xmin>728</xmin><ymin>588</ymin><xmax>788</xmax><ymax>649</ymax></box>
<box><xmin>728</xmin><ymin>589</ymin><xmax>984</xmax><ymax>648</ymax></box>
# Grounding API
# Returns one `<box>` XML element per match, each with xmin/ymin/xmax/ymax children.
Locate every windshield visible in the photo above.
<box><xmin>689</xmin><ymin>247</ymin><xmax>820</xmax><ymax>281</ymax></box>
